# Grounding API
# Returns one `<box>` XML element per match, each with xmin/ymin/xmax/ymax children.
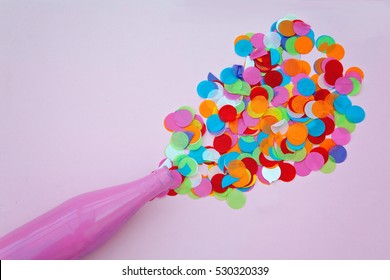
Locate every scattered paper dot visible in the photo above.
<box><xmin>160</xmin><ymin>16</ymin><xmax>365</xmax><ymax>209</ymax></box>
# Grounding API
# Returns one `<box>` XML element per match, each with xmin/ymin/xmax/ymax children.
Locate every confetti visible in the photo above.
<box><xmin>160</xmin><ymin>16</ymin><xmax>365</xmax><ymax>209</ymax></box>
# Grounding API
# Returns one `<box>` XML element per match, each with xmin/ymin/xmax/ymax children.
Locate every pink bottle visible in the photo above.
<box><xmin>0</xmin><ymin>167</ymin><xmax>177</xmax><ymax>260</ymax></box>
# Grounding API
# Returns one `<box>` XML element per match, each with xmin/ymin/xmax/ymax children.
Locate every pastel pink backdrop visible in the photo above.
<box><xmin>0</xmin><ymin>0</ymin><xmax>389</xmax><ymax>259</ymax></box>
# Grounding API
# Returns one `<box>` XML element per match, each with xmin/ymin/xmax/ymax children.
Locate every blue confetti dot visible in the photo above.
<box><xmin>286</xmin><ymin>140</ymin><xmax>305</xmax><ymax>151</ymax></box>
<box><xmin>188</xmin><ymin>146</ymin><xmax>206</xmax><ymax>164</ymax></box>
<box><xmin>234</xmin><ymin>39</ymin><xmax>253</xmax><ymax>57</ymax></box>
<box><xmin>206</xmin><ymin>114</ymin><xmax>225</xmax><ymax>133</ymax></box>
<box><xmin>297</xmin><ymin>78</ymin><xmax>316</xmax><ymax>96</ymax></box>
<box><xmin>197</xmin><ymin>80</ymin><xmax>217</xmax><ymax>99</ymax></box>
<box><xmin>345</xmin><ymin>105</ymin><xmax>365</xmax><ymax>123</ymax></box>
<box><xmin>270</xmin><ymin>21</ymin><xmax>277</xmax><ymax>32</ymax></box>
<box><xmin>307</xmin><ymin>29</ymin><xmax>315</xmax><ymax>42</ymax></box>
<box><xmin>307</xmin><ymin>119</ymin><xmax>325</xmax><ymax>137</ymax></box>
<box><xmin>222</xmin><ymin>174</ymin><xmax>239</xmax><ymax>188</ymax></box>
<box><xmin>279</xmin><ymin>69</ymin><xmax>291</xmax><ymax>86</ymax></box>
<box><xmin>334</xmin><ymin>95</ymin><xmax>352</xmax><ymax>114</ymax></box>
<box><xmin>329</xmin><ymin>145</ymin><xmax>347</xmax><ymax>163</ymax></box>
<box><xmin>270</xmin><ymin>48</ymin><xmax>281</xmax><ymax>65</ymax></box>
<box><xmin>220</xmin><ymin>67</ymin><xmax>238</xmax><ymax>84</ymax></box>
<box><xmin>238</xmin><ymin>138</ymin><xmax>258</xmax><ymax>153</ymax></box>
<box><xmin>223</xmin><ymin>152</ymin><xmax>240</xmax><ymax>167</ymax></box>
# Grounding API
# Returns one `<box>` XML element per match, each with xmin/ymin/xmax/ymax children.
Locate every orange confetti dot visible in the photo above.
<box><xmin>299</xmin><ymin>60</ymin><xmax>311</xmax><ymax>74</ymax></box>
<box><xmin>286</xmin><ymin>123</ymin><xmax>308</xmax><ymax>145</ymax></box>
<box><xmin>312</xmin><ymin>100</ymin><xmax>330</xmax><ymax>118</ymax></box>
<box><xmin>233</xmin><ymin>170</ymin><xmax>252</xmax><ymax>188</ymax></box>
<box><xmin>289</xmin><ymin>95</ymin><xmax>310</xmax><ymax>114</ymax></box>
<box><xmin>320</xmin><ymin>138</ymin><xmax>336</xmax><ymax>151</ymax></box>
<box><xmin>295</xmin><ymin>36</ymin><xmax>314</xmax><ymax>54</ymax></box>
<box><xmin>227</xmin><ymin>160</ymin><xmax>247</xmax><ymax>178</ymax></box>
<box><xmin>326</xmin><ymin>43</ymin><xmax>345</xmax><ymax>60</ymax></box>
<box><xmin>199</xmin><ymin>100</ymin><xmax>217</xmax><ymax>118</ymax></box>
<box><xmin>283</xmin><ymin>59</ymin><xmax>302</xmax><ymax>76</ymax></box>
<box><xmin>314</xmin><ymin>58</ymin><xmax>325</xmax><ymax>74</ymax></box>
<box><xmin>278</xmin><ymin>20</ymin><xmax>295</xmax><ymax>37</ymax></box>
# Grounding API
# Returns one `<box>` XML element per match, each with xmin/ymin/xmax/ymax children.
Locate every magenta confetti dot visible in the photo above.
<box><xmin>332</xmin><ymin>128</ymin><xmax>351</xmax><ymax>145</ymax></box>
<box><xmin>174</xmin><ymin>109</ymin><xmax>193</xmax><ymax>127</ymax></box>
<box><xmin>193</xmin><ymin>178</ymin><xmax>212</xmax><ymax>197</ymax></box>
<box><xmin>304</xmin><ymin>152</ymin><xmax>325</xmax><ymax>171</ymax></box>
<box><xmin>335</xmin><ymin>77</ymin><xmax>354</xmax><ymax>95</ymax></box>
<box><xmin>243</xmin><ymin>67</ymin><xmax>261</xmax><ymax>85</ymax></box>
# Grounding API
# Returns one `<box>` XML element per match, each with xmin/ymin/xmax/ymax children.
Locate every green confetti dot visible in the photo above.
<box><xmin>226</xmin><ymin>189</ymin><xmax>246</xmax><ymax>209</ymax></box>
<box><xmin>321</xmin><ymin>157</ymin><xmax>337</xmax><ymax>174</ymax></box>
<box><xmin>175</xmin><ymin>178</ymin><xmax>192</xmax><ymax>194</ymax></box>
<box><xmin>178</xmin><ymin>156</ymin><xmax>198</xmax><ymax>177</ymax></box>
<box><xmin>213</xmin><ymin>188</ymin><xmax>233</xmax><ymax>201</ymax></box>
<box><xmin>348</xmin><ymin>78</ymin><xmax>361</xmax><ymax>96</ymax></box>
<box><xmin>170</xmin><ymin>132</ymin><xmax>189</xmax><ymax>150</ymax></box>
<box><xmin>285</xmin><ymin>37</ymin><xmax>299</xmax><ymax>55</ymax></box>
<box><xmin>334</xmin><ymin>111</ymin><xmax>356</xmax><ymax>133</ymax></box>
<box><xmin>292</xmin><ymin>148</ymin><xmax>307</xmax><ymax>162</ymax></box>
<box><xmin>316</xmin><ymin>35</ymin><xmax>335</xmax><ymax>53</ymax></box>
<box><xmin>235</xmin><ymin>100</ymin><xmax>246</xmax><ymax>114</ymax></box>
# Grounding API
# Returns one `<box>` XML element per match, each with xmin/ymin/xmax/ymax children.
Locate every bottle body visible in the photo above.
<box><xmin>0</xmin><ymin>167</ymin><xmax>175</xmax><ymax>260</ymax></box>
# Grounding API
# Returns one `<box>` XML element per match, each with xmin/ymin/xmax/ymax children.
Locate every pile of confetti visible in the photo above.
<box><xmin>159</xmin><ymin>16</ymin><xmax>365</xmax><ymax>209</ymax></box>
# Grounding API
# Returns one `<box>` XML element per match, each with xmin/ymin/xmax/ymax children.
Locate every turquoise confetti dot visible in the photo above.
<box><xmin>222</xmin><ymin>175</ymin><xmax>239</xmax><ymax>188</ymax></box>
<box><xmin>307</xmin><ymin>119</ymin><xmax>325</xmax><ymax>137</ymax></box>
<box><xmin>306</xmin><ymin>29</ymin><xmax>315</xmax><ymax>42</ymax></box>
<box><xmin>345</xmin><ymin>105</ymin><xmax>365</xmax><ymax>123</ymax></box>
<box><xmin>334</xmin><ymin>95</ymin><xmax>352</xmax><ymax>114</ymax></box>
<box><xmin>286</xmin><ymin>140</ymin><xmax>305</xmax><ymax>151</ymax></box>
<box><xmin>197</xmin><ymin>80</ymin><xmax>217</xmax><ymax>99</ymax></box>
<box><xmin>223</xmin><ymin>152</ymin><xmax>240</xmax><ymax>168</ymax></box>
<box><xmin>269</xmin><ymin>48</ymin><xmax>280</xmax><ymax>65</ymax></box>
<box><xmin>257</xmin><ymin>132</ymin><xmax>269</xmax><ymax>144</ymax></box>
<box><xmin>238</xmin><ymin>137</ymin><xmax>258</xmax><ymax>153</ymax></box>
<box><xmin>279</xmin><ymin>70</ymin><xmax>291</xmax><ymax>86</ymax></box>
<box><xmin>218</xmin><ymin>154</ymin><xmax>227</xmax><ymax>171</ymax></box>
<box><xmin>188</xmin><ymin>146</ymin><xmax>206</xmax><ymax>164</ymax></box>
<box><xmin>206</xmin><ymin>114</ymin><xmax>225</xmax><ymax>133</ymax></box>
<box><xmin>235</xmin><ymin>39</ymin><xmax>253</xmax><ymax>57</ymax></box>
<box><xmin>220</xmin><ymin>67</ymin><xmax>238</xmax><ymax>84</ymax></box>
<box><xmin>297</xmin><ymin>78</ymin><xmax>316</xmax><ymax>96</ymax></box>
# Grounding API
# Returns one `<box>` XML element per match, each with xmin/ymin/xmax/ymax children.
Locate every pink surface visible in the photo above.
<box><xmin>0</xmin><ymin>0</ymin><xmax>389</xmax><ymax>259</ymax></box>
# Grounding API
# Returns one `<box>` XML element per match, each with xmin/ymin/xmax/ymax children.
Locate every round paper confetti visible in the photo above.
<box><xmin>160</xmin><ymin>16</ymin><xmax>366</xmax><ymax>209</ymax></box>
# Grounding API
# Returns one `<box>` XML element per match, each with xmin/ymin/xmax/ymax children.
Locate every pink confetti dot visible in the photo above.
<box><xmin>335</xmin><ymin>77</ymin><xmax>354</xmax><ymax>95</ymax></box>
<box><xmin>243</xmin><ymin>67</ymin><xmax>261</xmax><ymax>85</ymax></box>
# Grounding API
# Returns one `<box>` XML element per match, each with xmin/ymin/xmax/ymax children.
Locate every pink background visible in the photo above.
<box><xmin>0</xmin><ymin>0</ymin><xmax>389</xmax><ymax>259</ymax></box>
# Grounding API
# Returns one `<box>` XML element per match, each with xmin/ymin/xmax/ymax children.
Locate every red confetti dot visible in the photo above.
<box><xmin>259</xmin><ymin>152</ymin><xmax>279</xmax><ymax>168</ymax></box>
<box><xmin>241</xmin><ymin>157</ymin><xmax>259</xmax><ymax>175</ymax></box>
<box><xmin>308</xmin><ymin>134</ymin><xmax>326</xmax><ymax>144</ymax></box>
<box><xmin>280</xmin><ymin>138</ymin><xmax>294</xmax><ymax>154</ymax></box>
<box><xmin>250</xmin><ymin>86</ymin><xmax>269</xmax><ymax>100</ymax></box>
<box><xmin>243</xmin><ymin>127</ymin><xmax>259</xmax><ymax>135</ymax></box>
<box><xmin>314</xmin><ymin>89</ymin><xmax>330</xmax><ymax>100</ymax></box>
<box><xmin>211</xmin><ymin>174</ymin><xmax>227</xmax><ymax>193</ymax></box>
<box><xmin>322</xmin><ymin>117</ymin><xmax>335</xmax><ymax>135</ymax></box>
<box><xmin>279</xmin><ymin>162</ymin><xmax>296</xmax><ymax>182</ymax></box>
<box><xmin>167</xmin><ymin>189</ymin><xmax>178</xmax><ymax>196</ymax></box>
<box><xmin>218</xmin><ymin>105</ymin><xmax>237</xmax><ymax>122</ymax></box>
<box><xmin>324</xmin><ymin>71</ymin><xmax>342</xmax><ymax>86</ymax></box>
<box><xmin>213</xmin><ymin>133</ymin><xmax>232</xmax><ymax>154</ymax></box>
<box><xmin>264</xmin><ymin>70</ymin><xmax>283</xmax><ymax>87</ymax></box>
<box><xmin>324</xmin><ymin>59</ymin><xmax>343</xmax><ymax>74</ymax></box>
